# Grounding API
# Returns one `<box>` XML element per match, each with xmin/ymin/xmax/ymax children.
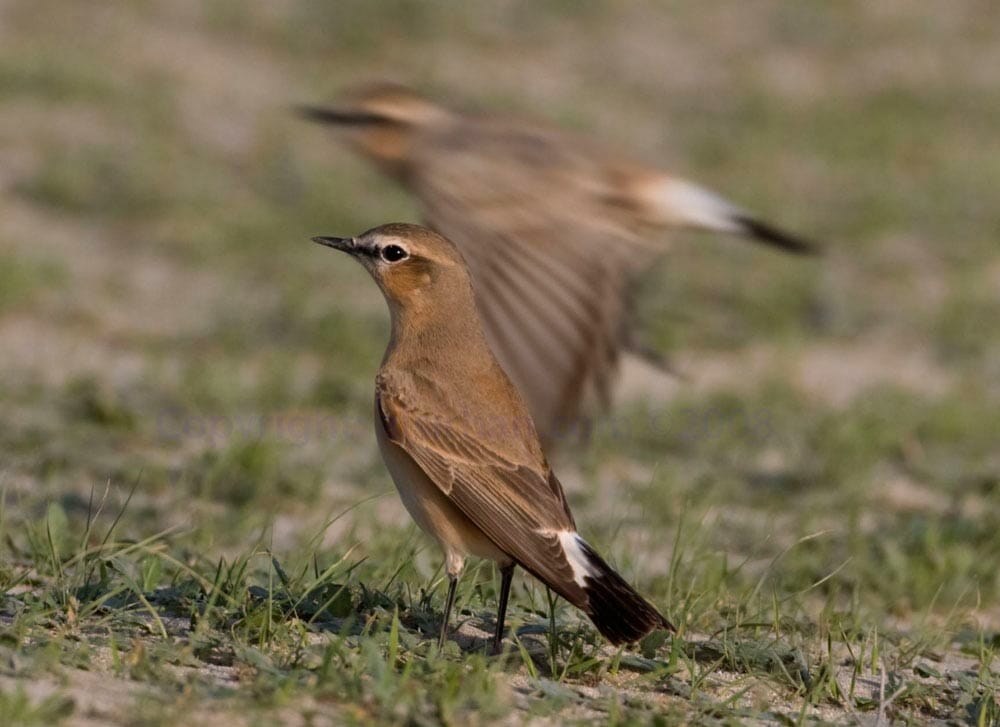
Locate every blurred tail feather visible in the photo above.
<box><xmin>643</xmin><ymin>176</ymin><xmax>817</xmax><ymax>255</ymax></box>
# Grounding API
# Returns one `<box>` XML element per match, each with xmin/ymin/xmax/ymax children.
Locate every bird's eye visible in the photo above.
<box><xmin>380</xmin><ymin>244</ymin><xmax>408</xmax><ymax>263</ymax></box>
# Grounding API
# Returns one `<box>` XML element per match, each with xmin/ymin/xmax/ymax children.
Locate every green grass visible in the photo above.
<box><xmin>0</xmin><ymin>253</ymin><xmax>67</xmax><ymax>313</ymax></box>
<box><xmin>1</xmin><ymin>477</ymin><xmax>996</xmax><ymax>724</ymax></box>
<box><xmin>0</xmin><ymin>0</ymin><xmax>998</xmax><ymax>724</ymax></box>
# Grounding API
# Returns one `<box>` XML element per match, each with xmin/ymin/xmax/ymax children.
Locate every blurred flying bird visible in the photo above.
<box><xmin>312</xmin><ymin>223</ymin><xmax>674</xmax><ymax>650</ymax></box>
<box><xmin>301</xmin><ymin>83</ymin><xmax>817</xmax><ymax>446</ymax></box>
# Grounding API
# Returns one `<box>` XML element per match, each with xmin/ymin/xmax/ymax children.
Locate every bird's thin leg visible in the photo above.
<box><xmin>492</xmin><ymin>564</ymin><xmax>515</xmax><ymax>654</ymax></box>
<box><xmin>438</xmin><ymin>575</ymin><xmax>458</xmax><ymax>649</ymax></box>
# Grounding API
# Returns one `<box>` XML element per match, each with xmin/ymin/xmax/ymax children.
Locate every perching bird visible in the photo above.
<box><xmin>312</xmin><ymin>223</ymin><xmax>673</xmax><ymax>651</ymax></box>
<box><xmin>301</xmin><ymin>83</ymin><xmax>817</xmax><ymax>448</ymax></box>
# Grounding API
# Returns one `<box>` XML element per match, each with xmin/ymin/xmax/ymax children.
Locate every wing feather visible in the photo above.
<box><xmin>406</xmin><ymin>122</ymin><xmax>647</xmax><ymax>444</ymax></box>
<box><xmin>377</xmin><ymin>381</ymin><xmax>587</xmax><ymax>606</ymax></box>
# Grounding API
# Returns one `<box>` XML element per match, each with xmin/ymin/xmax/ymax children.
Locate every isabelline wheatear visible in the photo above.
<box><xmin>312</xmin><ymin>223</ymin><xmax>673</xmax><ymax>651</ymax></box>
<box><xmin>301</xmin><ymin>83</ymin><xmax>817</xmax><ymax>446</ymax></box>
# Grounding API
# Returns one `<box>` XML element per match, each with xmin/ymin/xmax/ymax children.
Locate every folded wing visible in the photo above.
<box><xmin>377</xmin><ymin>375</ymin><xmax>591</xmax><ymax>609</ymax></box>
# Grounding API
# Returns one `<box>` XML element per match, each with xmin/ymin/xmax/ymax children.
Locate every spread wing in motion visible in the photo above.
<box><xmin>302</xmin><ymin>87</ymin><xmax>817</xmax><ymax>447</ymax></box>
<box><xmin>410</xmin><ymin>121</ymin><xmax>648</xmax><ymax>445</ymax></box>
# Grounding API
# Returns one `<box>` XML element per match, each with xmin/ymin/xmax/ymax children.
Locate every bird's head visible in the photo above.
<box><xmin>299</xmin><ymin>83</ymin><xmax>451</xmax><ymax>179</ymax></box>
<box><xmin>313</xmin><ymin>223</ymin><xmax>472</xmax><ymax>320</ymax></box>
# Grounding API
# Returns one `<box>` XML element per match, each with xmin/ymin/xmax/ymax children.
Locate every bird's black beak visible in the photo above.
<box><xmin>312</xmin><ymin>236</ymin><xmax>357</xmax><ymax>254</ymax></box>
<box><xmin>297</xmin><ymin>105</ymin><xmax>396</xmax><ymax>128</ymax></box>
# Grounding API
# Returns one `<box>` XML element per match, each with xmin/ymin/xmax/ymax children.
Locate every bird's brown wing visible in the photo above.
<box><xmin>411</xmin><ymin>123</ymin><xmax>645</xmax><ymax>445</ymax></box>
<box><xmin>376</xmin><ymin>375</ymin><xmax>589</xmax><ymax>608</ymax></box>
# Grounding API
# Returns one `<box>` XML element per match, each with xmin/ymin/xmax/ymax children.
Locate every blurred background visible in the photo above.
<box><xmin>2</xmin><ymin>0</ymin><xmax>999</xmax><ymax>649</ymax></box>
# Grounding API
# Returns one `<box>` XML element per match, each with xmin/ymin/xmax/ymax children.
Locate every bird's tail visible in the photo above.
<box><xmin>571</xmin><ymin>536</ymin><xmax>675</xmax><ymax>644</ymax></box>
<box><xmin>639</xmin><ymin>175</ymin><xmax>817</xmax><ymax>255</ymax></box>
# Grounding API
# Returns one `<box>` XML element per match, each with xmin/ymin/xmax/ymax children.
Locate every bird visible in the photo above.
<box><xmin>300</xmin><ymin>83</ymin><xmax>818</xmax><ymax>449</ymax></box>
<box><xmin>312</xmin><ymin>223</ymin><xmax>674</xmax><ymax>652</ymax></box>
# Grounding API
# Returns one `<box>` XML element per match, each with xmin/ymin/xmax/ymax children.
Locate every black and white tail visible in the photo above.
<box><xmin>557</xmin><ymin>531</ymin><xmax>674</xmax><ymax>644</ymax></box>
<box><xmin>641</xmin><ymin>175</ymin><xmax>818</xmax><ymax>256</ymax></box>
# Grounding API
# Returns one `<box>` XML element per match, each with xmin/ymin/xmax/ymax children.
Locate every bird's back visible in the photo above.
<box><xmin>412</xmin><ymin>116</ymin><xmax>653</xmax><ymax>249</ymax></box>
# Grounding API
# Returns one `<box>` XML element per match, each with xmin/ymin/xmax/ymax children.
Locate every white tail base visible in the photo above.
<box><xmin>646</xmin><ymin>177</ymin><xmax>745</xmax><ymax>233</ymax></box>
<box><xmin>537</xmin><ymin>530</ymin><xmax>598</xmax><ymax>587</ymax></box>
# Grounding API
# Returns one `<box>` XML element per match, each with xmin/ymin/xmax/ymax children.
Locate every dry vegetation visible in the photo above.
<box><xmin>1</xmin><ymin>1</ymin><xmax>998</xmax><ymax>724</ymax></box>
